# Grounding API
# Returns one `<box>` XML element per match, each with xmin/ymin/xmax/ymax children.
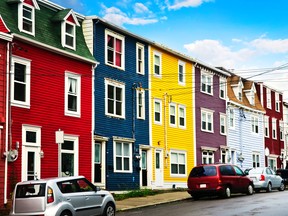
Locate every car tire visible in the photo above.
<box><xmin>278</xmin><ymin>182</ymin><xmax>285</xmax><ymax>191</ymax></box>
<box><xmin>102</xmin><ymin>202</ymin><xmax>116</xmax><ymax>216</ymax></box>
<box><xmin>193</xmin><ymin>194</ymin><xmax>200</xmax><ymax>200</ymax></box>
<box><xmin>266</xmin><ymin>183</ymin><xmax>272</xmax><ymax>192</ymax></box>
<box><xmin>60</xmin><ymin>211</ymin><xmax>72</xmax><ymax>216</ymax></box>
<box><xmin>223</xmin><ymin>186</ymin><xmax>231</xmax><ymax>198</ymax></box>
<box><xmin>247</xmin><ymin>184</ymin><xmax>253</xmax><ymax>195</ymax></box>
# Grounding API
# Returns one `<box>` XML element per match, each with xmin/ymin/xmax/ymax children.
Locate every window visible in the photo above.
<box><xmin>178</xmin><ymin>61</ymin><xmax>185</xmax><ymax>85</ymax></box>
<box><xmin>219</xmin><ymin>77</ymin><xmax>226</xmax><ymax>99</ymax></box>
<box><xmin>105</xmin><ymin>79</ymin><xmax>125</xmax><ymax>118</ymax></box>
<box><xmin>251</xmin><ymin>116</ymin><xmax>259</xmax><ymax>134</ymax></box>
<box><xmin>136</xmin><ymin>89</ymin><xmax>145</xmax><ymax>119</ymax></box>
<box><xmin>105</xmin><ymin>30</ymin><xmax>125</xmax><ymax>69</ymax></box>
<box><xmin>179</xmin><ymin>105</ymin><xmax>186</xmax><ymax>128</ymax></box>
<box><xmin>60</xmin><ymin>136</ymin><xmax>79</xmax><ymax>177</ymax></box>
<box><xmin>62</xmin><ymin>21</ymin><xmax>76</xmax><ymax>49</ymax></box>
<box><xmin>221</xmin><ymin>150</ymin><xmax>227</xmax><ymax>163</ymax></box>
<box><xmin>229</xmin><ymin>108</ymin><xmax>235</xmax><ymax>128</ymax></box>
<box><xmin>275</xmin><ymin>93</ymin><xmax>280</xmax><ymax>112</ymax></box>
<box><xmin>169</xmin><ymin>104</ymin><xmax>176</xmax><ymax>126</ymax></box>
<box><xmin>114</xmin><ymin>142</ymin><xmax>132</xmax><ymax>172</ymax></box>
<box><xmin>264</xmin><ymin>116</ymin><xmax>269</xmax><ymax>137</ymax></box>
<box><xmin>202</xmin><ymin>151</ymin><xmax>214</xmax><ymax>164</ymax></box>
<box><xmin>136</xmin><ymin>43</ymin><xmax>144</xmax><ymax>74</ymax></box>
<box><xmin>238</xmin><ymin>90</ymin><xmax>242</xmax><ymax>101</ymax></box>
<box><xmin>220</xmin><ymin>114</ymin><xmax>226</xmax><ymax>135</ymax></box>
<box><xmin>11</xmin><ymin>56</ymin><xmax>31</xmax><ymax>108</ymax></box>
<box><xmin>201</xmin><ymin>72</ymin><xmax>213</xmax><ymax>95</ymax></box>
<box><xmin>18</xmin><ymin>3</ymin><xmax>35</xmax><ymax>35</ymax></box>
<box><xmin>268</xmin><ymin>158</ymin><xmax>277</xmax><ymax>171</ymax></box>
<box><xmin>171</xmin><ymin>152</ymin><xmax>186</xmax><ymax>176</ymax></box>
<box><xmin>272</xmin><ymin>118</ymin><xmax>277</xmax><ymax>139</ymax></box>
<box><xmin>280</xmin><ymin>121</ymin><xmax>284</xmax><ymax>141</ymax></box>
<box><xmin>65</xmin><ymin>73</ymin><xmax>81</xmax><ymax>117</ymax></box>
<box><xmin>201</xmin><ymin>109</ymin><xmax>214</xmax><ymax>132</ymax></box>
<box><xmin>153</xmin><ymin>52</ymin><xmax>161</xmax><ymax>76</ymax></box>
<box><xmin>266</xmin><ymin>88</ymin><xmax>271</xmax><ymax>109</ymax></box>
<box><xmin>154</xmin><ymin>99</ymin><xmax>162</xmax><ymax>124</ymax></box>
<box><xmin>252</xmin><ymin>153</ymin><xmax>260</xmax><ymax>168</ymax></box>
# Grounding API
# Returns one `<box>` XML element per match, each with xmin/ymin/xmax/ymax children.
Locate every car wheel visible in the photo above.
<box><xmin>278</xmin><ymin>182</ymin><xmax>285</xmax><ymax>191</ymax></box>
<box><xmin>266</xmin><ymin>183</ymin><xmax>272</xmax><ymax>192</ymax></box>
<box><xmin>247</xmin><ymin>184</ymin><xmax>253</xmax><ymax>195</ymax></box>
<box><xmin>60</xmin><ymin>211</ymin><xmax>72</xmax><ymax>216</ymax></box>
<box><xmin>223</xmin><ymin>186</ymin><xmax>231</xmax><ymax>198</ymax></box>
<box><xmin>102</xmin><ymin>202</ymin><xmax>115</xmax><ymax>216</ymax></box>
<box><xmin>193</xmin><ymin>194</ymin><xmax>200</xmax><ymax>200</ymax></box>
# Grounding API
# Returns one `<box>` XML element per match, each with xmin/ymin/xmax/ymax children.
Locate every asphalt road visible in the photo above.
<box><xmin>117</xmin><ymin>190</ymin><xmax>288</xmax><ymax>216</ymax></box>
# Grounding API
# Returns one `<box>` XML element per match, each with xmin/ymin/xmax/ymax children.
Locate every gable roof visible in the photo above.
<box><xmin>1</xmin><ymin>0</ymin><xmax>96</xmax><ymax>64</ymax></box>
<box><xmin>52</xmin><ymin>9</ymin><xmax>80</xmax><ymax>26</ymax></box>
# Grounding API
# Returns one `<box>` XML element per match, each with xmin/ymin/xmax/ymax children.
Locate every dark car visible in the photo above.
<box><xmin>276</xmin><ymin>169</ymin><xmax>288</xmax><ymax>187</ymax></box>
<box><xmin>187</xmin><ymin>164</ymin><xmax>254</xmax><ymax>199</ymax></box>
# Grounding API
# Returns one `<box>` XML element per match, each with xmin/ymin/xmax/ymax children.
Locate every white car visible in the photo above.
<box><xmin>9</xmin><ymin>176</ymin><xmax>116</xmax><ymax>216</ymax></box>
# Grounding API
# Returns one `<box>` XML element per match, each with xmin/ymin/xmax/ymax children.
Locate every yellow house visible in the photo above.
<box><xmin>149</xmin><ymin>44</ymin><xmax>195</xmax><ymax>189</ymax></box>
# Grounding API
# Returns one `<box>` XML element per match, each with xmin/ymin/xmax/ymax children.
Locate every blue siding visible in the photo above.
<box><xmin>93</xmin><ymin>21</ymin><xmax>149</xmax><ymax>190</ymax></box>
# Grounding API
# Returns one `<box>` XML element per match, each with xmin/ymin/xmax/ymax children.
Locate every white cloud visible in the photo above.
<box><xmin>134</xmin><ymin>3</ymin><xmax>150</xmax><ymax>14</ymax></box>
<box><xmin>166</xmin><ymin>0</ymin><xmax>213</xmax><ymax>10</ymax></box>
<box><xmin>250</xmin><ymin>38</ymin><xmax>288</xmax><ymax>54</ymax></box>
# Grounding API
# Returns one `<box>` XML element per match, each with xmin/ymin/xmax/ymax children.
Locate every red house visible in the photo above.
<box><xmin>0</xmin><ymin>0</ymin><xmax>96</xmax><ymax>207</ymax></box>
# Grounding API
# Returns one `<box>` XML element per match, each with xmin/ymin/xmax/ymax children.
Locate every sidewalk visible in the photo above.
<box><xmin>116</xmin><ymin>190</ymin><xmax>191</xmax><ymax>212</ymax></box>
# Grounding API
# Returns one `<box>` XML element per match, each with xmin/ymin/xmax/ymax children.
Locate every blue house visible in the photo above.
<box><xmin>83</xmin><ymin>17</ymin><xmax>150</xmax><ymax>190</ymax></box>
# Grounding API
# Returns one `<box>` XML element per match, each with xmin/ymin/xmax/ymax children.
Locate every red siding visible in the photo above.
<box><xmin>0</xmin><ymin>17</ymin><xmax>9</xmax><ymax>33</ymax></box>
<box><xmin>24</xmin><ymin>0</ymin><xmax>34</xmax><ymax>7</ymax></box>
<box><xmin>67</xmin><ymin>15</ymin><xmax>76</xmax><ymax>24</ymax></box>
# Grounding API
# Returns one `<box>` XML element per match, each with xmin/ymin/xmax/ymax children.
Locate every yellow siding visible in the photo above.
<box><xmin>150</xmin><ymin>46</ymin><xmax>195</xmax><ymax>186</ymax></box>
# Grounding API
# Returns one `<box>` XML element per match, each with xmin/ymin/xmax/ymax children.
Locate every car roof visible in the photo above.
<box><xmin>16</xmin><ymin>176</ymin><xmax>86</xmax><ymax>185</ymax></box>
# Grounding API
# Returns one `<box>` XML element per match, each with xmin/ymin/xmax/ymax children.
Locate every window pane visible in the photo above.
<box><xmin>179</xmin><ymin>154</ymin><xmax>185</xmax><ymax>163</ymax></box>
<box><xmin>171</xmin><ymin>164</ymin><xmax>178</xmax><ymax>174</ymax></box>
<box><xmin>124</xmin><ymin>158</ymin><xmax>129</xmax><ymax>170</ymax></box>
<box><xmin>116</xmin><ymin>157</ymin><xmax>122</xmax><ymax>170</ymax></box>
<box><xmin>116</xmin><ymin>143</ymin><xmax>122</xmax><ymax>155</ymax></box>
<box><xmin>179</xmin><ymin>165</ymin><xmax>185</xmax><ymax>174</ymax></box>
<box><xmin>123</xmin><ymin>143</ymin><xmax>129</xmax><ymax>156</ymax></box>
<box><xmin>26</xmin><ymin>131</ymin><xmax>36</xmax><ymax>143</ymax></box>
<box><xmin>62</xmin><ymin>153</ymin><xmax>74</xmax><ymax>176</ymax></box>
<box><xmin>62</xmin><ymin>141</ymin><xmax>74</xmax><ymax>150</ymax></box>
<box><xmin>171</xmin><ymin>153</ymin><xmax>177</xmax><ymax>163</ymax></box>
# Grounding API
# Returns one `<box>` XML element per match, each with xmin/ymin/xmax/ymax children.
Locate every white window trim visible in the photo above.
<box><xmin>201</xmin><ymin>108</ymin><xmax>214</xmax><ymax>133</ymax></box>
<box><xmin>220</xmin><ymin>113</ymin><xmax>226</xmax><ymax>135</ymax></box>
<box><xmin>136</xmin><ymin>43</ymin><xmax>145</xmax><ymax>75</ymax></box>
<box><xmin>272</xmin><ymin>118</ymin><xmax>277</xmax><ymax>140</ymax></box>
<box><xmin>11</xmin><ymin>56</ymin><xmax>31</xmax><ymax>109</ymax></box>
<box><xmin>264</xmin><ymin>116</ymin><xmax>269</xmax><ymax>138</ymax></box>
<box><xmin>280</xmin><ymin>120</ymin><xmax>284</xmax><ymax>141</ymax></box>
<box><xmin>113</xmin><ymin>141</ymin><xmax>133</xmax><ymax>173</ymax></box>
<box><xmin>251</xmin><ymin>115</ymin><xmax>259</xmax><ymax>134</ymax></box>
<box><xmin>105</xmin><ymin>29</ymin><xmax>125</xmax><ymax>70</ymax></box>
<box><xmin>219</xmin><ymin>77</ymin><xmax>226</xmax><ymax>99</ymax></box>
<box><xmin>201</xmin><ymin>71</ymin><xmax>213</xmax><ymax>95</ymax></box>
<box><xmin>22</xmin><ymin>125</ymin><xmax>41</xmax><ymax>147</ymax></box>
<box><xmin>61</xmin><ymin>21</ymin><xmax>76</xmax><ymax>50</ymax></box>
<box><xmin>105</xmin><ymin>79</ymin><xmax>125</xmax><ymax>119</ymax></box>
<box><xmin>229</xmin><ymin>108</ymin><xmax>235</xmax><ymax>129</ymax></box>
<box><xmin>154</xmin><ymin>98</ymin><xmax>162</xmax><ymax>125</ymax></box>
<box><xmin>18</xmin><ymin>3</ymin><xmax>35</xmax><ymax>36</ymax></box>
<box><xmin>170</xmin><ymin>151</ymin><xmax>187</xmax><ymax>177</ymax></box>
<box><xmin>275</xmin><ymin>92</ymin><xmax>280</xmax><ymax>112</ymax></box>
<box><xmin>136</xmin><ymin>89</ymin><xmax>145</xmax><ymax>120</ymax></box>
<box><xmin>266</xmin><ymin>88</ymin><xmax>271</xmax><ymax>109</ymax></box>
<box><xmin>65</xmin><ymin>72</ymin><xmax>81</xmax><ymax>118</ymax></box>
<box><xmin>178</xmin><ymin>105</ymin><xmax>186</xmax><ymax>129</ymax></box>
<box><xmin>153</xmin><ymin>51</ymin><xmax>162</xmax><ymax>77</ymax></box>
<box><xmin>202</xmin><ymin>151</ymin><xmax>214</xmax><ymax>164</ymax></box>
<box><xmin>178</xmin><ymin>60</ymin><xmax>185</xmax><ymax>85</ymax></box>
<box><xmin>252</xmin><ymin>153</ymin><xmax>260</xmax><ymax>168</ymax></box>
<box><xmin>169</xmin><ymin>103</ymin><xmax>177</xmax><ymax>127</ymax></box>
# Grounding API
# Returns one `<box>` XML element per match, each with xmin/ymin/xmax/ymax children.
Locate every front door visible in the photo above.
<box><xmin>94</xmin><ymin>142</ymin><xmax>102</xmax><ymax>183</ymax></box>
<box><xmin>141</xmin><ymin>150</ymin><xmax>147</xmax><ymax>186</ymax></box>
<box><xmin>22</xmin><ymin>146</ymin><xmax>41</xmax><ymax>181</ymax></box>
<box><xmin>155</xmin><ymin>150</ymin><xmax>163</xmax><ymax>187</ymax></box>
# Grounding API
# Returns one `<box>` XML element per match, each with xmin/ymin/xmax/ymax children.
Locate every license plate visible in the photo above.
<box><xmin>200</xmin><ymin>184</ymin><xmax>206</xmax><ymax>188</ymax></box>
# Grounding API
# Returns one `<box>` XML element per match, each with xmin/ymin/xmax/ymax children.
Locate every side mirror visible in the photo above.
<box><xmin>95</xmin><ymin>186</ymin><xmax>101</xmax><ymax>192</ymax></box>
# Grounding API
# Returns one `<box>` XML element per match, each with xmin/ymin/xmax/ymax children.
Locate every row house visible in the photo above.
<box><xmin>256</xmin><ymin>83</ymin><xmax>284</xmax><ymax>170</ymax></box>
<box><xmin>226</xmin><ymin>74</ymin><xmax>265</xmax><ymax>169</ymax></box>
<box><xmin>0</xmin><ymin>0</ymin><xmax>96</xmax><ymax>206</ymax></box>
<box><xmin>283</xmin><ymin>102</ymin><xmax>288</xmax><ymax>168</ymax></box>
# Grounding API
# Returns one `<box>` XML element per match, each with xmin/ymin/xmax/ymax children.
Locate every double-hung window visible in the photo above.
<box><xmin>105</xmin><ymin>30</ymin><xmax>124</xmax><ymax>69</ymax></box>
<box><xmin>136</xmin><ymin>43</ymin><xmax>144</xmax><ymax>74</ymax></box>
<box><xmin>136</xmin><ymin>89</ymin><xmax>145</xmax><ymax>119</ymax></box>
<box><xmin>171</xmin><ymin>152</ymin><xmax>186</xmax><ymax>176</ymax></box>
<box><xmin>220</xmin><ymin>114</ymin><xmax>226</xmax><ymax>135</ymax></box>
<box><xmin>251</xmin><ymin>116</ymin><xmax>259</xmax><ymax>134</ymax></box>
<box><xmin>264</xmin><ymin>116</ymin><xmax>269</xmax><ymax>137</ymax></box>
<box><xmin>63</xmin><ymin>21</ymin><xmax>76</xmax><ymax>49</ymax></box>
<box><xmin>18</xmin><ymin>3</ymin><xmax>35</xmax><ymax>35</ymax></box>
<box><xmin>266</xmin><ymin>88</ymin><xmax>271</xmax><ymax>109</ymax></box>
<box><xmin>229</xmin><ymin>108</ymin><xmax>235</xmax><ymax>129</ymax></box>
<box><xmin>153</xmin><ymin>51</ymin><xmax>161</xmax><ymax>76</ymax></box>
<box><xmin>65</xmin><ymin>72</ymin><xmax>81</xmax><ymax>117</ymax></box>
<box><xmin>11</xmin><ymin>56</ymin><xmax>31</xmax><ymax>108</ymax></box>
<box><xmin>202</xmin><ymin>151</ymin><xmax>214</xmax><ymax>164</ymax></box>
<box><xmin>178</xmin><ymin>61</ymin><xmax>185</xmax><ymax>85</ymax></box>
<box><xmin>105</xmin><ymin>79</ymin><xmax>125</xmax><ymax>118</ymax></box>
<box><xmin>252</xmin><ymin>153</ymin><xmax>260</xmax><ymax>168</ymax></box>
<box><xmin>114</xmin><ymin>142</ymin><xmax>132</xmax><ymax>173</ymax></box>
<box><xmin>169</xmin><ymin>104</ymin><xmax>176</xmax><ymax>126</ymax></box>
<box><xmin>219</xmin><ymin>77</ymin><xmax>226</xmax><ymax>99</ymax></box>
<box><xmin>179</xmin><ymin>105</ymin><xmax>186</xmax><ymax>128</ymax></box>
<box><xmin>272</xmin><ymin>118</ymin><xmax>277</xmax><ymax>139</ymax></box>
<box><xmin>280</xmin><ymin>121</ymin><xmax>284</xmax><ymax>141</ymax></box>
<box><xmin>275</xmin><ymin>93</ymin><xmax>280</xmax><ymax>112</ymax></box>
<box><xmin>201</xmin><ymin>109</ymin><xmax>214</xmax><ymax>132</ymax></box>
<box><xmin>201</xmin><ymin>72</ymin><xmax>213</xmax><ymax>95</ymax></box>
<box><xmin>154</xmin><ymin>99</ymin><xmax>162</xmax><ymax>124</ymax></box>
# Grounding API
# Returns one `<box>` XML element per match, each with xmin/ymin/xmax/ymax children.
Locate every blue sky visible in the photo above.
<box><xmin>50</xmin><ymin>0</ymin><xmax>288</xmax><ymax>100</ymax></box>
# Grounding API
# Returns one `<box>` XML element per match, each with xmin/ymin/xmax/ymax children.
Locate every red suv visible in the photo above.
<box><xmin>187</xmin><ymin>164</ymin><xmax>254</xmax><ymax>199</ymax></box>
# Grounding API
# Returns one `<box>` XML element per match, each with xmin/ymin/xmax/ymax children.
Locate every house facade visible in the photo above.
<box><xmin>256</xmin><ymin>83</ymin><xmax>284</xmax><ymax>169</ymax></box>
<box><xmin>283</xmin><ymin>102</ymin><xmax>288</xmax><ymax>168</ymax></box>
<box><xmin>149</xmin><ymin>44</ymin><xmax>195</xmax><ymax>189</ymax></box>
<box><xmin>0</xmin><ymin>0</ymin><xmax>96</xmax><ymax>204</ymax></box>
<box><xmin>227</xmin><ymin>75</ymin><xmax>265</xmax><ymax>169</ymax></box>
<box><xmin>83</xmin><ymin>17</ymin><xmax>150</xmax><ymax>190</ymax></box>
<box><xmin>194</xmin><ymin>65</ymin><xmax>230</xmax><ymax>165</ymax></box>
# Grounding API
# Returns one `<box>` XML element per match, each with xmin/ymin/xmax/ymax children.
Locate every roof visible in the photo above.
<box><xmin>0</xmin><ymin>0</ymin><xmax>96</xmax><ymax>64</ymax></box>
<box><xmin>16</xmin><ymin>175</ymin><xmax>86</xmax><ymax>184</ymax></box>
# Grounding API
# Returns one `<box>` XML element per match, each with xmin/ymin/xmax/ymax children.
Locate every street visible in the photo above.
<box><xmin>117</xmin><ymin>190</ymin><xmax>288</xmax><ymax>216</ymax></box>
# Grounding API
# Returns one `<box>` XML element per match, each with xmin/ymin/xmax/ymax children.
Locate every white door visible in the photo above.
<box><xmin>155</xmin><ymin>150</ymin><xmax>163</xmax><ymax>187</ymax></box>
<box><xmin>22</xmin><ymin>146</ymin><xmax>41</xmax><ymax>181</ymax></box>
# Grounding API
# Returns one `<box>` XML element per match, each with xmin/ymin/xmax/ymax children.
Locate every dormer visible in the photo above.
<box><xmin>53</xmin><ymin>9</ymin><xmax>80</xmax><ymax>50</ymax></box>
<box><xmin>17</xmin><ymin>0</ymin><xmax>40</xmax><ymax>36</ymax></box>
<box><xmin>244</xmin><ymin>81</ymin><xmax>256</xmax><ymax>106</ymax></box>
<box><xmin>230</xmin><ymin>76</ymin><xmax>243</xmax><ymax>101</ymax></box>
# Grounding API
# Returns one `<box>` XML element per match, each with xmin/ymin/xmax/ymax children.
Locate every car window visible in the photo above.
<box><xmin>233</xmin><ymin>166</ymin><xmax>244</xmax><ymax>176</ymax></box>
<box><xmin>77</xmin><ymin>178</ymin><xmax>95</xmax><ymax>192</ymax></box>
<box><xmin>219</xmin><ymin>165</ymin><xmax>235</xmax><ymax>176</ymax></box>
<box><xmin>16</xmin><ymin>183</ymin><xmax>46</xmax><ymax>198</ymax></box>
<box><xmin>266</xmin><ymin>168</ymin><xmax>273</xmax><ymax>175</ymax></box>
<box><xmin>58</xmin><ymin>178</ymin><xmax>95</xmax><ymax>193</ymax></box>
<box><xmin>189</xmin><ymin>166</ymin><xmax>217</xmax><ymax>177</ymax></box>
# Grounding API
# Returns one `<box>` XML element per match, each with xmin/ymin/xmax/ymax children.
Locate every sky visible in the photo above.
<box><xmin>50</xmin><ymin>0</ymin><xmax>288</xmax><ymax>100</ymax></box>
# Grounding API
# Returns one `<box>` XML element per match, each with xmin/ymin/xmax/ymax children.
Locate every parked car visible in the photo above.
<box><xmin>187</xmin><ymin>164</ymin><xmax>254</xmax><ymax>199</ymax></box>
<box><xmin>247</xmin><ymin>167</ymin><xmax>285</xmax><ymax>192</ymax></box>
<box><xmin>276</xmin><ymin>169</ymin><xmax>288</xmax><ymax>187</ymax></box>
<box><xmin>9</xmin><ymin>176</ymin><xmax>116</xmax><ymax>216</ymax></box>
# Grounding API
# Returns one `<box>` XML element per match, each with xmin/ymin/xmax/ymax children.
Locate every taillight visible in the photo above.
<box><xmin>47</xmin><ymin>186</ymin><xmax>54</xmax><ymax>204</ymax></box>
<box><xmin>259</xmin><ymin>174</ymin><xmax>265</xmax><ymax>181</ymax></box>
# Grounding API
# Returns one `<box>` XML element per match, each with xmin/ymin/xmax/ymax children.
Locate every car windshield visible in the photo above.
<box><xmin>189</xmin><ymin>166</ymin><xmax>217</xmax><ymax>177</ymax></box>
<box><xmin>249</xmin><ymin>168</ymin><xmax>264</xmax><ymax>174</ymax></box>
